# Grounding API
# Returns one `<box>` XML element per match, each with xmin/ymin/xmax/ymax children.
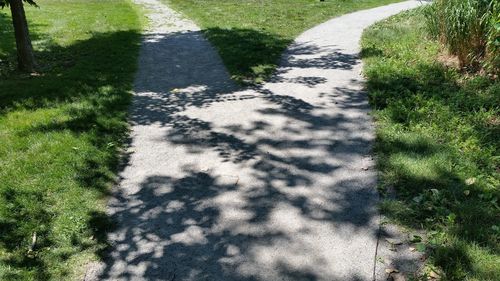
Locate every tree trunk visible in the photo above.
<box><xmin>9</xmin><ymin>0</ymin><xmax>36</xmax><ymax>72</ymax></box>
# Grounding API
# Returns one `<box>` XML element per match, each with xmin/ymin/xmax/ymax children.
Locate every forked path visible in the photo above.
<box><xmin>88</xmin><ymin>1</ymin><xmax>425</xmax><ymax>280</ymax></box>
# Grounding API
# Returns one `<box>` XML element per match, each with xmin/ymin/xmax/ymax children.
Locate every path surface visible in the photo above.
<box><xmin>87</xmin><ymin>1</ymin><xmax>425</xmax><ymax>280</ymax></box>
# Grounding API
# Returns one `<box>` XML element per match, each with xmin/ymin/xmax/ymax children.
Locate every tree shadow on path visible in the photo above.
<box><xmin>93</xmin><ymin>27</ymin><xmax>394</xmax><ymax>281</ymax></box>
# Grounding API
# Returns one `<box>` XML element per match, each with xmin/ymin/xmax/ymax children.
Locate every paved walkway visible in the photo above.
<box><xmin>88</xmin><ymin>1</ymin><xmax>424</xmax><ymax>280</ymax></box>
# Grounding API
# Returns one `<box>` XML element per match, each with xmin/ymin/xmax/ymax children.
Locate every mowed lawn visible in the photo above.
<box><xmin>0</xmin><ymin>1</ymin><xmax>142</xmax><ymax>280</ymax></box>
<box><xmin>166</xmin><ymin>0</ymin><xmax>404</xmax><ymax>84</ymax></box>
<box><xmin>362</xmin><ymin>8</ymin><xmax>499</xmax><ymax>280</ymax></box>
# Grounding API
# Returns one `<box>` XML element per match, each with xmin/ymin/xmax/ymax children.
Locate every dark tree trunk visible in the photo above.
<box><xmin>9</xmin><ymin>0</ymin><xmax>36</xmax><ymax>72</ymax></box>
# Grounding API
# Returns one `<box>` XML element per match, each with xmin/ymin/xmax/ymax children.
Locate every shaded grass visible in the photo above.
<box><xmin>166</xmin><ymin>0</ymin><xmax>404</xmax><ymax>84</ymax></box>
<box><xmin>362</xmin><ymin>8</ymin><xmax>499</xmax><ymax>280</ymax></box>
<box><xmin>0</xmin><ymin>1</ymin><xmax>142</xmax><ymax>280</ymax></box>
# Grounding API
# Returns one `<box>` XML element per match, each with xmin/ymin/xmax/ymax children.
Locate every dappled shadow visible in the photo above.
<box><xmin>0</xmin><ymin>11</ymin><xmax>48</xmax><ymax>75</ymax></box>
<box><xmin>0</xmin><ymin>187</ymin><xmax>52</xmax><ymax>280</ymax></box>
<box><xmin>0</xmin><ymin>29</ymin><xmax>141</xmax><ymax>280</ymax></box>
<box><xmin>281</xmin><ymin>43</ymin><xmax>359</xmax><ymax>70</ymax></box>
<box><xmin>202</xmin><ymin>27</ymin><xmax>291</xmax><ymax>83</ymax></box>
<box><xmin>362</xmin><ymin>40</ymin><xmax>500</xmax><ymax>279</ymax></box>
<box><xmin>0</xmin><ymin>11</ymin><xmax>16</xmax><ymax>75</ymax></box>
<box><xmin>1</xmin><ymin>29</ymin><xmax>141</xmax><ymax>192</ymax></box>
<box><xmin>198</xmin><ymin>28</ymin><xmax>359</xmax><ymax>84</ymax></box>
<box><xmin>92</xmin><ymin>24</ymin><xmax>389</xmax><ymax>281</ymax></box>
<box><xmin>1</xmin><ymin>30</ymin><xmax>140</xmax><ymax>110</ymax></box>
<box><xmin>100</xmin><ymin>169</ymin><xmax>377</xmax><ymax>281</ymax></box>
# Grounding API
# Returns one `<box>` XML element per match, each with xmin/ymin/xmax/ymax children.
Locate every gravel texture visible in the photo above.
<box><xmin>85</xmin><ymin>1</ymin><xmax>426</xmax><ymax>280</ymax></box>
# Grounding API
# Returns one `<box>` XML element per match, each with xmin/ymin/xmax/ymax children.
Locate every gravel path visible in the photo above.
<box><xmin>86</xmin><ymin>1</ymin><xmax>425</xmax><ymax>280</ymax></box>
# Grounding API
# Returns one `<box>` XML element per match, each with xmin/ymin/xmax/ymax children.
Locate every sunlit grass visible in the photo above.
<box><xmin>362</xmin><ymin>8</ymin><xmax>499</xmax><ymax>280</ymax></box>
<box><xmin>0</xmin><ymin>1</ymin><xmax>142</xmax><ymax>280</ymax></box>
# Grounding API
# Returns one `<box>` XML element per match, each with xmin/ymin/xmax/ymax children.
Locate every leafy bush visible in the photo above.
<box><xmin>485</xmin><ymin>1</ymin><xmax>499</xmax><ymax>74</ymax></box>
<box><xmin>424</xmin><ymin>0</ymin><xmax>499</xmax><ymax>75</ymax></box>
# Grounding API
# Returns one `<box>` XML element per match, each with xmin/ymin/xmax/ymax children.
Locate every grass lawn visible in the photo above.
<box><xmin>166</xmin><ymin>0</ymin><xmax>404</xmax><ymax>84</ymax></box>
<box><xmin>0</xmin><ymin>1</ymin><xmax>142</xmax><ymax>280</ymax></box>
<box><xmin>362</xmin><ymin>8</ymin><xmax>499</xmax><ymax>280</ymax></box>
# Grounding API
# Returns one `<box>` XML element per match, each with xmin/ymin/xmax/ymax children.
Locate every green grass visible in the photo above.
<box><xmin>0</xmin><ymin>1</ymin><xmax>142</xmax><ymax>280</ymax></box>
<box><xmin>166</xmin><ymin>0</ymin><xmax>404</xmax><ymax>84</ymax></box>
<box><xmin>362</xmin><ymin>8</ymin><xmax>499</xmax><ymax>281</ymax></box>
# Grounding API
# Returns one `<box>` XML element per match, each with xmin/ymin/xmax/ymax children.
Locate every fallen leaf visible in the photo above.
<box><xmin>465</xmin><ymin>177</ymin><xmax>476</xmax><ymax>185</ymax></box>
<box><xmin>413</xmin><ymin>195</ymin><xmax>423</xmax><ymax>203</ymax></box>
<box><xmin>388</xmin><ymin>272</ymin><xmax>406</xmax><ymax>281</ymax></box>
<box><xmin>385</xmin><ymin>268</ymin><xmax>399</xmax><ymax>274</ymax></box>
<box><xmin>429</xmin><ymin>270</ymin><xmax>440</xmax><ymax>279</ymax></box>
<box><xmin>29</xmin><ymin>232</ymin><xmax>37</xmax><ymax>252</ymax></box>
<box><xmin>376</xmin><ymin>256</ymin><xmax>386</xmax><ymax>264</ymax></box>
<box><xmin>410</xmin><ymin>235</ymin><xmax>422</xmax><ymax>243</ymax></box>
<box><xmin>420</xmin><ymin>253</ymin><xmax>428</xmax><ymax>261</ymax></box>
<box><xmin>385</xmin><ymin>238</ymin><xmax>403</xmax><ymax>245</ymax></box>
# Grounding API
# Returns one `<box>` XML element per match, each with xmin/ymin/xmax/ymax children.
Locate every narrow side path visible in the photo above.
<box><xmin>88</xmin><ymin>1</ymin><xmax>425</xmax><ymax>280</ymax></box>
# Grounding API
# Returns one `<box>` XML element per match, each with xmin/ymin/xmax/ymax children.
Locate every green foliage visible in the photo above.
<box><xmin>0</xmin><ymin>1</ymin><xmax>142</xmax><ymax>280</ymax></box>
<box><xmin>423</xmin><ymin>0</ymin><xmax>499</xmax><ymax>74</ymax></box>
<box><xmin>362</xmin><ymin>8</ymin><xmax>499</xmax><ymax>280</ymax></box>
<box><xmin>167</xmin><ymin>0</ymin><xmax>404</xmax><ymax>84</ymax></box>
<box><xmin>485</xmin><ymin>1</ymin><xmax>499</xmax><ymax>74</ymax></box>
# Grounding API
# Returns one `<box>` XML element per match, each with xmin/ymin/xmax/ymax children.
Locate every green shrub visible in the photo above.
<box><xmin>485</xmin><ymin>1</ymin><xmax>499</xmax><ymax>74</ymax></box>
<box><xmin>424</xmin><ymin>0</ymin><xmax>499</xmax><ymax>75</ymax></box>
